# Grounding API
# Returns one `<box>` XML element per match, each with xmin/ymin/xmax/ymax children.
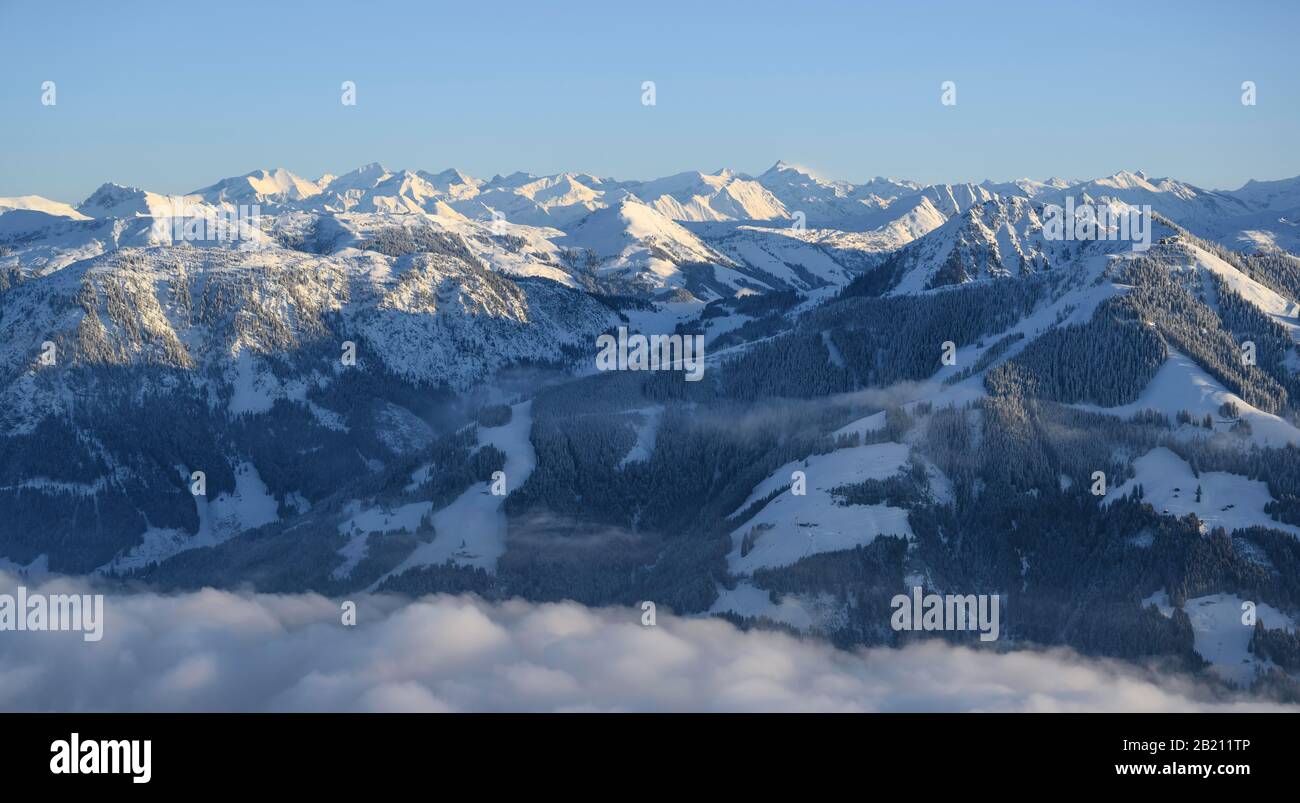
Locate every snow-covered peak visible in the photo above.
<box><xmin>512</xmin><ymin>173</ymin><xmax>602</xmax><ymax>205</ymax></box>
<box><xmin>758</xmin><ymin>161</ymin><xmax>870</xmax><ymax>192</ymax></box>
<box><xmin>1092</xmin><ymin>170</ymin><xmax>1160</xmax><ymax>192</ymax></box>
<box><xmin>0</xmin><ymin>195</ymin><xmax>89</xmax><ymax>220</ymax></box>
<box><xmin>308</xmin><ymin>166</ymin><xmax>451</xmax><ymax>215</ymax></box>
<box><xmin>916</xmin><ymin>183</ymin><xmax>1001</xmax><ymax>217</ymax></box>
<box><xmin>881</xmin><ymin>194</ymin><xmax>1179</xmax><ymax>294</ymax></box>
<box><xmin>417</xmin><ymin>168</ymin><xmax>483</xmax><ymax>199</ymax></box>
<box><xmin>484</xmin><ymin>171</ymin><xmax>539</xmax><ymax>190</ymax></box>
<box><xmin>191</xmin><ymin>168</ymin><xmax>322</xmax><ymax>206</ymax></box>
<box><xmin>76</xmin><ymin>183</ymin><xmax>200</xmax><ymax>219</ymax></box>
<box><xmin>762</xmin><ymin>160</ymin><xmax>810</xmax><ymax>176</ymax></box>
<box><xmin>326</xmin><ymin>162</ymin><xmax>392</xmax><ymax>192</ymax></box>
<box><xmin>1228</xmin><ymin>175</ymin><xmax>1300</xmax><ymax>212</ymax></box>
<box><xmin>760</xmin><ymin>160</ymin><xmax>853</xmax><ymax>190</ymax></box>
<box><xmin>979</xmin><ymin>177</ymin><xmax>1077</xmax><ymax>198</ymax></box>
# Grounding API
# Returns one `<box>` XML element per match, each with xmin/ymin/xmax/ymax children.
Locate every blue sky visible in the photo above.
<box><xmin>1</xmin><ymin>0</ymin><xmax>1297</xmax><ymax>201</ymax></box>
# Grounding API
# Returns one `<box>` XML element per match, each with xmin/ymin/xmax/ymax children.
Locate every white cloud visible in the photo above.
<box><xmin>0</xmin><ymin>572</ymin><xmax>1289</xmax><ymax>712</ymax></box>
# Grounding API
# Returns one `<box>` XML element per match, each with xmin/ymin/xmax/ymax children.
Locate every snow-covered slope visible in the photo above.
<box><xmin>727</xmin><ymin>442</ymin><xmax>916</xmax><ymax>574</ymax></box>
<box><xmin>1039</xmin><ymin>171</ymin><xmax>1252</xmax><ymax>227</ymax></box>
<box><xmin>561</xmin><ymin>197</ymin><xmax>715</xmax><ymax>261</ymax></box>
<box><xmin>876</xmin><ymin>195</ymin><xmax>1185</xmax><ymax>294</ymax></box>
<box><xmin>1226</xmin><ymin>175</ymin><xmax>1300</xmax><ymax>214</ymax></box>
<box><xmin>370</xmin><ymin>400</ymin><xmax>537</xmax><ymax>579</ymax></box>
<box><xmin>1030</xmin><ymin>171</ymin><xmax>1298</xmax><ymax>253</ymax></box>
<box><xmin>557</xmin><ymin>197</ymin><xmax>748</xmax><ymax>298</ymax></box>
<box><xmin>629</xmin><ymin>168</ymin><xmax>789</xmax><ymax>222</ymax></box>
<box><xmin>0</xmin><ymin>239</ymin><xmax>617</xmax><ymax>428</ymax></box>
<box><xmin>1107</xmin><ymin>448</ymin><xmax>1300</xmax><ymax>538</ymax></box>
<box><xmin>0</xmin><ymin>213</ymin><xmax>163</xmax><ymax>275</ymax></box>
<box><xmin>1075</xmin><ymin>349</ymin><xmax>1300</xmax><ymax>447</ymax></box>
<box><xmin>1145</xmin><ymin>590</ymin><xmax>1296</xmax><ymax>686</ymax></box>
<box><xmin>0</xmin><ymin>195</ymin><xmax>90</xmax><ymax>220</ymax></box>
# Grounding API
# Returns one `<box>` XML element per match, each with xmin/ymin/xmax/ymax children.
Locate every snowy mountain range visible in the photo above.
<box><xmin>6</xmin><ymin>162</ymin><xmax>1298</xmax><ymax>297</ymax></box>
<box><xmin>5</xmin><ymin>160</ymin><xmax>1300</xmax><ymax>701</ymax></box>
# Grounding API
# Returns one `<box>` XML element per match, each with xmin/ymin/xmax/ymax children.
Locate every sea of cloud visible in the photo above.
<box><xmin>0</xmin><ymin>571</ymin><xmax>1289</xmax><ymax>712</ymax></box>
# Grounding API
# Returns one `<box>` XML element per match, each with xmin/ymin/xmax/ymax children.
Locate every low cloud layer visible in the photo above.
<box><xmin>0</xmin><ymin>572</ymin><xmax>1289</xmax><ymax>712</ymax></box>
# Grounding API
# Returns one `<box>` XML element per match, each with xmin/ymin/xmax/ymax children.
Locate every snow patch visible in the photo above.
<box><xmin>1107</xmin><ymin>448</ymin><xmax>1300</xmax><ymax>538</ymax></box>
<box><xmin>1076</xmin><ymin>349</ymin><xmax>1300</xmax><ymax>447</ymax></box>
<box><xmin>727</xmin><ymin>442</ymin><xmax>914</xmax><ymax>574</ymax></box>
<box><xmin>372</xmin><ymin>401</ymin><xmax>536</xmax><ymax>582</ymax></box>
